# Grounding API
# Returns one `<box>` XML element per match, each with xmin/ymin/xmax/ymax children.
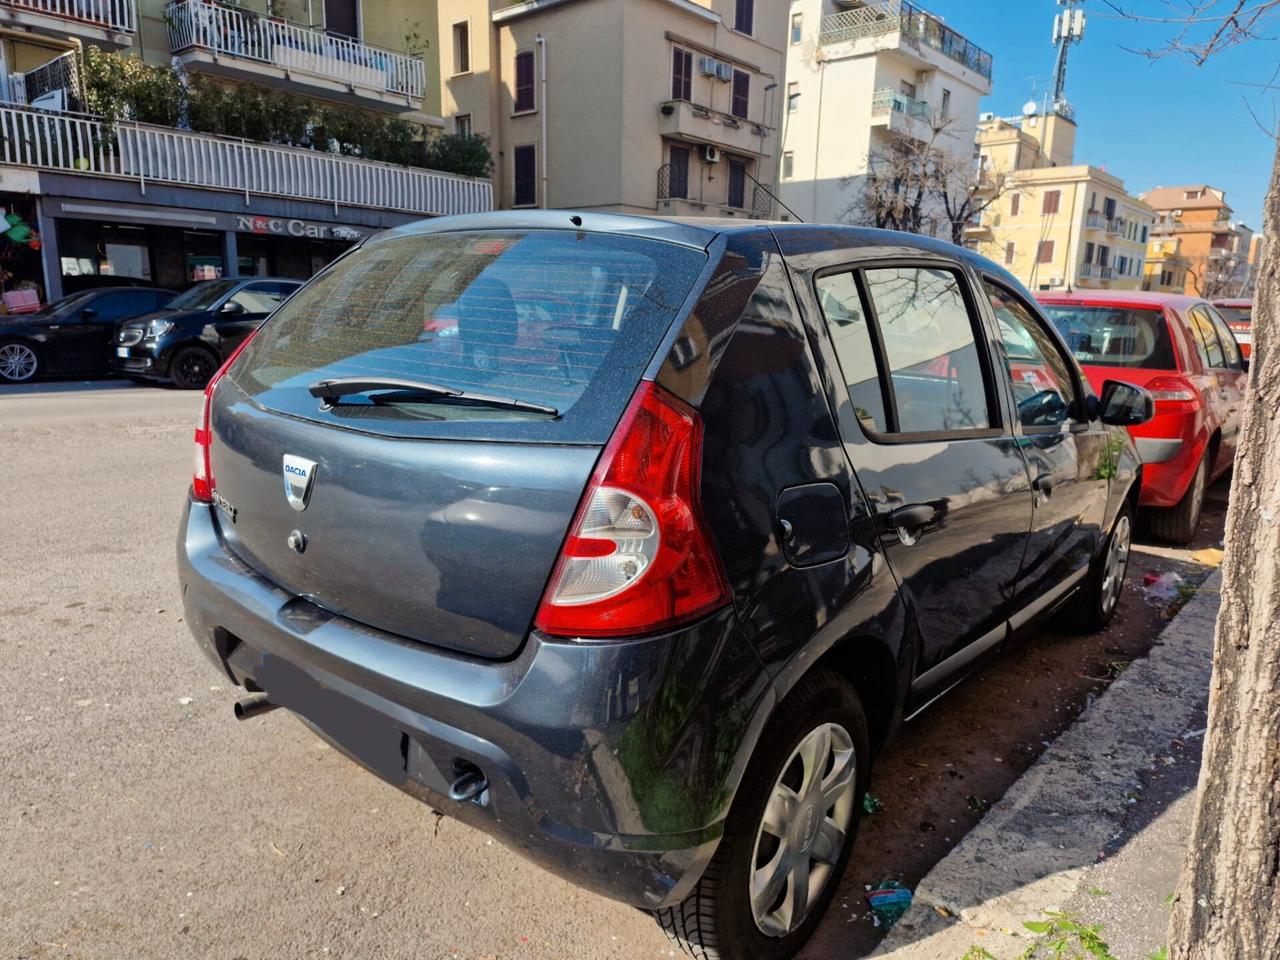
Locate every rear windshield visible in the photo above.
<box><xmin>1216</xmin><ymin>305</ymin><xmax>1251</xmax><ymax>325</ymax></box>
<box><xmin>228</xmin><ymin>229</ymin><xmax>707</xmax><ymax>441</ymax></box>
<box><xmin>1040</xmin><ymin>304</ymin><xmax>1177</xmax><ymax>370</ymax></box>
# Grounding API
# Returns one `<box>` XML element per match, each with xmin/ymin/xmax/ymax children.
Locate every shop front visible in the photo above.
<box><xmin>33</xmin><ymin>174</ymin><xmax>424</xmax><ymax>304</ymax></box>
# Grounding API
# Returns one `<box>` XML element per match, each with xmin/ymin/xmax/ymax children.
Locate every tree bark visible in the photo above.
<box><xmin>1167</xmin><ymin>140</ymin><xmax>1280</xmax><ymax>957</ymax></box>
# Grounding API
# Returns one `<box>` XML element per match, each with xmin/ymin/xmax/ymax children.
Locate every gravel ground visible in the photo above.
<box><xmin>0</xmin><ymin>381</ymin><xmax>1227</xmax><ymax>960</ymax></box>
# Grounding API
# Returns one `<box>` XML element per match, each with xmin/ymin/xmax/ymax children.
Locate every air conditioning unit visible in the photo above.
<box><xmin>698</xmin><ymin>56</ymin><xmax>719</xmax><ymax>77</ymax></box>
<box><xmin>701</xmin><ymin>144</ymin><xmax>721</xmax><ymax>163</ymax></box>
<box><xmin>715</xmin><ymin>61</ymin><xmax>734</xmax><ymax>82</ymax></box>
<box><xmin>8</xmin><ymin>73</ymin><xmax>27</xmax><ymax>105</ymax></box>
<box><xmin>1048</xmin><ymin>276</ymin><xmax>1064</xmax><ymax>287</ymax></box>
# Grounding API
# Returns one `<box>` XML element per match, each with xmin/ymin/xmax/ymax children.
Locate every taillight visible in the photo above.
<box><xmin>191</xmin><ymin>331</ymin><xmax>258</xmax><ymax>503</ymax></box>
<box><xmin>1145</xmin><ymin>375</ymin><xmax>1198</xmax><ymax>411</ymax></box>
<box><xmin>1228</xmin><ymin>322</ymin><xmax>1251</xmax><ymax>333</ymax></box>
<box><xmin>534</xmin><ymin>381</ymin><xmax>730</xmax><ymax>639</ymax></box>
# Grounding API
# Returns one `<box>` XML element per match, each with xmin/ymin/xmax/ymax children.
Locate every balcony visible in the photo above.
<box><xmin>166</xmin><ymin>0</ymin><xmax>425</xmax><ymax>111</ymax></box>
<box><xmin>819</xmin><ymin>1</ymin><xmax>992</xmax><ymax>85</ymax></box>
<box><xmin>870</xmin><ymin>87</ymin><xmax>931</xmax><ymax>138</ymax></box>
<box><xmin>1150</xmin><ymin>218</ymin><xmax>1237</xmax><ymax>236</ymax></box>
<box><xmin>1106</xmin><ymin>217</ymin><xmax>1125</xmax><ymax>236</ymax></box>
<box><xmin>656</xmin><ymin>163</ymin><xmax>773</xmax><ymax>219</ymax></box>
<box><xmin>1079</xmin><ymin>263</ymin><xmax>1115</xmax><ymax>281</ymax></box>
<box><xmin>0</xmin><ymin>0</ymin><xmax>136</xmax><ymax>45</ymax></box>
<box><xmin>1084</xmin><ymin>211</ymin><xmax>1106</xmax><ymax>231</ymax></box>
<box><xmin>658</xmin><ymin>100</ymin><xmax>770</xmax><ymax>158</ymax></box>
<box><xmin>0</xmin><ymin>103</ymin><xmax>490</xmax><ymax>216</ymax></box>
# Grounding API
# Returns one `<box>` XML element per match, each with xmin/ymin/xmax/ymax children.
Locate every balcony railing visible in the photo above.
<box><xmin>166</xmin><ymin>0</ymin><xmax>425</xmax><ymax>101</ymax></box>
<box><xmin>1084</xmin><ymin>211</ymin><xmax>1106</xmax><ymax>230</ymax></box>
<box><xmin>1150</xmin><ymin>218</ymin><xmax>1237</xmax><ymax>236</ymax></box>
<box><xmin>871</xmin><ymin>87</ymin><xmax>930</xmax><ymax>119</ymax></box>
<box><xmin>5</xmin><ymin>0</ymin><xmax>136</xmax><ymax>33</ymax></box>
<box><xmin>1106</xmin><ymin>217</ymin><xmax>1125</xmax><ymax>236</ymax></box>
<box><xmin>1081</xmin><ymin>263</ymin><xmax>1115</xmax><ymax>280</ymax></box>
<box><xmin>0</xmin><ymin>104</ymin><xmax>490</xmax><ymax>216</ymax></box>
<box><xmin>819</xmin><ymin>0</ymin><xmax>992</xmax><ymax>80</ymax></box>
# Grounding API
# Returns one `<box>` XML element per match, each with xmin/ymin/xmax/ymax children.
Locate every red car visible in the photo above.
<box><xmin>1212</xmin><ymin>297</ymin><xmax>1253</xmax><ymax>359</ymax></box>
<box><xmin>1037</xmin><ymin>291</ymin><xmax>1247</xmax><ymax>544</ymax></box>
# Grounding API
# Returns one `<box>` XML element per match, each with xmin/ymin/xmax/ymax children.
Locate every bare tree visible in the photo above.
<box><xmin>841</xmin><ymin>113</ymin><xmax>1004</xmax><ymax>244</ymax></box>
<box><xmin>1107</xmin><ymin>4</ymin><xmax>1280</xmax><ymax>958</ymax></box>
<box><xmin>1183</xmin><ymin>250</ymin><xmax>1253</xmax><ymax>299</ymax></box>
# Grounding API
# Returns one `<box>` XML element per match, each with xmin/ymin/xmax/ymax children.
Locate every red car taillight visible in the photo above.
<box><xmin>1145</xmin><ymin>375</ymin><xmax>1198</xmax><ymax>412</ymax></box>
<box><xmin>192</xmin><ymin>332</ymin><xmax>258</xmax><ymax>503</ymax></box>
<box><xmin>534</xmin><ymin>380</ymin><xmax>730</xmax><ymax>639</ymax></box>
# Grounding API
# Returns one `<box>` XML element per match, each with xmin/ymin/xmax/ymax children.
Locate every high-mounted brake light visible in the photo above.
<box><xmin>192</xmin><ymin>331</ymin><xmax>258</xmax><ymax>503</ymax></box>
<box><xmin>534</xmin><ymin>380</ymin><xmax>730</xmax><ymax>639</ymax></box>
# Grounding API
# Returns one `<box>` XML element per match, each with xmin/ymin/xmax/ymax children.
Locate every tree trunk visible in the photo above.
<box><xmin>1167</xmin><ymin>140</ymin><xmax>1280</xmax><ymax>957</ymax></box>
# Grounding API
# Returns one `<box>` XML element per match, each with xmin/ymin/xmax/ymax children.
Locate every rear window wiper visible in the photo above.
<box><xmin>308</xmin><ymin>377</ymin><xmax>559</xmax><ymax>417</ymax></box>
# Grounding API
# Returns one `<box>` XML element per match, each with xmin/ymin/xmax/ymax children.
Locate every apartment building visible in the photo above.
<box><xmin>1140</xmin><ymin>185</ymin><xmax>1254</xmax><ymax>298</ymax></box>
<box><xmin>438</xmin><ymin>0</ymin><xmax>784</xmax><ymax>217</ymax></box>
<box><xmin>0</xmin><ymin>0</ymin><xmax>490</xmax><ymax>303</ymax></box>
<box><xmin>778</xmin><ymin>0</ymin><xmax>992</xmax><ymax>225</ymax></box>
<box><xmin>970</xmin><ymin>111</ymin><xmax>1154</xmax><ymax>292</ymax></box>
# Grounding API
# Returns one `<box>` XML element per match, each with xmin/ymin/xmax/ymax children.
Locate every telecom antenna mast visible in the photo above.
<box><xmin>1051</xmin><ymin>0</ymin><xmax>1086</xmax><ymax>118</ymax></box>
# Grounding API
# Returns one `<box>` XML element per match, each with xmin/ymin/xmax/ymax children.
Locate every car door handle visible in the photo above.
<box><xmin>889</xmin><ymin>503</ymin><xmax>936</xmax><ymax>529</ymax></box>
<box><xmin>47</xmin><ymin>324</ymin><xmax>60</xmax><ymax>330</ymax></box>
<box><xmin>1032</xmin><ymin>473</ymin><xmax>1055</xmax><ymax>499</ymax></box>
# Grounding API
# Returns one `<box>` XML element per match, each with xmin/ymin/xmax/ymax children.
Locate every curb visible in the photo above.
<box><xmin>870</xmin><ymin>571</ymin><xmax>1221</xmax><ymax>959</ymax></box>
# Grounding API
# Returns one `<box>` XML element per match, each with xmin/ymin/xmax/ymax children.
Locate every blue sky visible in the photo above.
<box><xmin>924</xmin><ymin>0</ymin><xmax>1277</xmax><ymax>228</ymax></box>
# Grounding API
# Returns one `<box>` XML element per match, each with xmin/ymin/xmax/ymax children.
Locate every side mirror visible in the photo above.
<box><xmin>220</xmin><ymin>300</ymin><xmax>246</xmax><ymax>315</ymax></box>
<box><xmin>1099</xmin><ymin>380</ymin><xmax>1154</xmax><ymax>427</ymax></box>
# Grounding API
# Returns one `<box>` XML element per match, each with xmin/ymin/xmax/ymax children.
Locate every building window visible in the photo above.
<box><xmin>734</xmin><ymin>0</ymin><xmax>753</xmax><ymax>35</ymax></box>
<box><xmin>1089</xmin><ymin>191</ymin><xmax>1096</xmax><ymax>211</ymax></box>
<box><xmin>324</xmin><ymin>0</ymin><xmax>358</xmax><ymax>38</ymax></box>
<box><xmin>1084</xmin><ymin>241</ymin><xmax>1094</xmax><ymax>264</ymax></box>
<box><xmin>941</xmin><ymin>88</ymin><xmax>951</xmax><ymax>119</ymax></box>
<box><xmin>1004</xmin><ymin>241</ymin><xmax>1015</xmax><ymax>265</ymax></box>
<box><xmin>455</xmin><ymin>113</ymin><xmax>472</xmax><ymax>138</ymax></box>
<box><xmin>786</xmin><ymin>81</ymin><xmax>799</xmax><ymax>112</ymax></box>
<box><xmin>782</xmin><ymin>151</ymin><xmax>794</xmax><ymax>179</ymax></box>
<box><xmin>728</xmin><ymin>159</ymin><xmax>746</xmax><ymax>208</ymax></box>
<box><xmin>1098</xmin><ymin>245</ymin><xmax>1110</xmax><ymax>266</ymax></box>
<box><xmin>513</xmin><ymin>144</ymin><xmax>537</xmax><ymax>206</ymax></box>
<box><xmin>668</xmin><ymin>145</ymin><xmax>690</xmax><ymax>199</ymax></box>
<box><xmin>731</xmin><ymin>70</ymin><xmax>749</xmax><ymax>119</ymax></box>
<box><xmin>790</xmin><ymin>13</ymin><xmax>802</xmax><ymax>43</ymax></box>
<box><xmin>1103</xmin><ymin>196</ymin><xmax>1117</xmax><ymax>219</ymax></box>
<box><xmin>1141</xmin><ymin>224</ymin><xmax>1148</xmax><ymax>243</ymax></box>
<box><xmin>452</xmin><ymin>21</ymin><xmax>470</xmax><ymax>74</ymax></box>
<box><xmin>1010</xmin><ymin>192</ymin><xmax>1020</xmax><ymax>216</ymax></box>
<box><xmin>1037</xmin><ymin>240</ymin><xmax>1055</xmax><ymax>264</ymax></box>
<box><xmin>1042</xmin><ymin>190</ymin><xmax>1061</xmax><ymax>215</ymax></box>
<box><xmin>514</xmin><ymin>50</ymin><xmax>536</xmax><ymax>112</ymax></box>
<box><xmin>671</xmin><ymin>48</ymin><xmax>693</xmax><ymax>101</ymax></box>
<box><xmin>899</xmin><ymin>79</ymin><xmax>917</xmax><ymax>98</ymax></box>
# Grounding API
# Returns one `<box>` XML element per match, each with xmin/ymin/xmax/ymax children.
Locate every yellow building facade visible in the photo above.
<box><xmin>970</xmin><ymin>112</ymin><xmax>1153</xmax><ymax>293</ymax></box>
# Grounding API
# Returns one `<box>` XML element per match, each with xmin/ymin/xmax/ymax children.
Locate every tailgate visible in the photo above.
<box><xmin>210</xmin><ymin>381</ymin><xmax>599</xmax><ymax>659</ymax></box>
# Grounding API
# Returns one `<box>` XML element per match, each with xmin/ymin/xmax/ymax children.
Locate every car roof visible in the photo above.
<box><xmin>1035</xmin><ymin>289</ymin><xmax>1204</xmax><ymax>312</ymax></box>
<box><xmin>381</xmin><ymin>211</ymin><xmax>1014</xmax><ymax>279</ymax></box>
<box><xmin>1211</xmin><ymin>297</ymin><xmax>1251</xmax><ymax>307</ymax></box>
<box><xmin>83</xmin><ymin>286</ymin><xmax>177</xmax><ymax>294</ymax></box>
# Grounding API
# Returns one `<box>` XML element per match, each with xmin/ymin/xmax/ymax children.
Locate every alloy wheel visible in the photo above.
<box><xmin>749</xmin><ymin>722</ymin><xmax>857</xmax><ymax>937</ymax></box>
<box><xmin>0</xmin><ymin>342</ymin><xmax>38</xmax><ymax>382</ymax></box>
<box><xmin>1100</xmin><ymin>512</ymin><xmax>1131</xmax><ymax>615</ymax></box>
<box><xmin>174</xmin><ymin>349</ymin><xmax>217</xmax><ymax>389</ymax></box>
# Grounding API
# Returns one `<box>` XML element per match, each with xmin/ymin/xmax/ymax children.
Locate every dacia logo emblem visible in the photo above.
<box><xmin>282</xmin><ymin>455</ymin><xmax>317</xmax><ymax>512</ymax></box>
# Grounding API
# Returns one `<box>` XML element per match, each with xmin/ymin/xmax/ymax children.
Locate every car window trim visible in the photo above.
<box><xmin>1188</xmin><ymin>305</ymin><xmax>1228</xmax><ymax>369</ymax></box>
<box><xmin>810</xmin><ymin>257</ymin><xmax>1005</xmax><ymax>446</ymax></box>
<box><xmin>1200</xmin><ymin>303</ymin><xmax>1244</xmax><ymax>370</ymax></box>
<box><xmin>978</xmin><ymin>273</ymin><xmax>1091</xmax><ymax>435</ymax></box>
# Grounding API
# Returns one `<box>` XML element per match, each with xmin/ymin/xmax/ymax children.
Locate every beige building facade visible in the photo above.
<box><xmin>778</xmin><ymin>0</ymin><xmax>992</xmax><ymax>225</ymax></box>
<box><xmin>439</xmin><ymin>0</ymin><xmax>785</xmax><ymax>216</ymax></box>
<box><xmin>1140</xmin><ymin>184</ymin><xmax>1255</xmax><ymax>298</ymax></box>
<box><xmin>971</xmin><ymin>112</ymin><xmax>1154</xmax><ymax>292</ymax></box>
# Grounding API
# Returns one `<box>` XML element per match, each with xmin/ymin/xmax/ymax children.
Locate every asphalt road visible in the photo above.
<box><xmin>0</xmin><ymin>381</ymin><xmax>1226</xmax><ymax>960</ymax></box>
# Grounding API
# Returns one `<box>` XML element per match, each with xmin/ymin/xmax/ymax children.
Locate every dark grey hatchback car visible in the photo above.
<box><xmin>178</xmin><ymin>212</ymin><xmax>1153</xmax><ymax>959</ymax></box>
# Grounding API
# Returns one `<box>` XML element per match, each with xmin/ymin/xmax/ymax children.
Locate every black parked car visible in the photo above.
<box><xmin>0</xmin><ymin>287</ymin><xmax>175</xmax><ymax>383</ymax></box>
<box><xmin>177</xmin><ymin>213</ymin><xmax>1153</xmax><ymax>960</ymax></box>
<box><xmin>113</xmin><ymin>277</ymin><xmax>301</xmax><ymax>389</ymax></box>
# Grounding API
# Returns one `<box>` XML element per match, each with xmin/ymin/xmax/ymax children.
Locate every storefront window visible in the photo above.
<box><xmin>183</xmin><ymin>230</ymin><xmax>223</xmax><ymax>282</ymax></box>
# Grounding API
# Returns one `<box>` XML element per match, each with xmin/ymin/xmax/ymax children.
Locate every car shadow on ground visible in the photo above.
<box><xmin>0</xmin><ymin>377</ymin><xmax>173</xmax><ymax>396</ymax></box>
<box><xmin>800</xmin><ymin>478</ymin><xmax>1230</xmax><ymax>959</ymax></box>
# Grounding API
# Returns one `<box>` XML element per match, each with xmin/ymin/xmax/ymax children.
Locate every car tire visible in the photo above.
<box><xmin>0</xmin><ymin>339</ymin><xmax>41</xmax><ymax>383</ymax></box>
<box><xmin>655</xmin><ymin>671</ymin><xmax>869</xmax><ymax>960</ymax></box>
<box><xmin>1073</xmin><ymin>501</ymin><xmax>1134</xmax><ymax>633</ymax></box>
<box><xmin>169</xmin><ymin>345</ymin><xmax>220</xmax><ymax>390</ymax></box>
<box><xmin>1150</xmin><ymin>452</ymin><xmax>1207</xmax><ymax>545</ymax></box>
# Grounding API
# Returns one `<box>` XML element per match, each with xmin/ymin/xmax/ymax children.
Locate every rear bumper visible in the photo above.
<box><xmin>177</xmin><ymin>497</ymin><xmax>772</xmax><ymax>910</ymax></box>
<box><xmin>1135</xmin><ymin>433</ymin><xmax>1205</xmax><ymax>508</ymax></box>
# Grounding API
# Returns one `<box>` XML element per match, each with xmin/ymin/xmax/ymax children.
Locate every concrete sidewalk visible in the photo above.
<box><xmin>872</xmin><ymin>572</ymin><xmax>1221</xmax><ymax>960</ymax></box>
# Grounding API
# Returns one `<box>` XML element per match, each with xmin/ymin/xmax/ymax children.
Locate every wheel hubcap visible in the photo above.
<box><xmin>1100</xmin><ymin>514</ymin><xmax>1131</xmax><ymax>614</ymax></box>
<box><xmin>0</xmin><ymin>343</ymin><xmax>37</xmax><ymax>381</ymax></box>
<box><xmin>750</xmin><ymin>722</ymin><xmax>856</xmax><ymax>938</ymax></box>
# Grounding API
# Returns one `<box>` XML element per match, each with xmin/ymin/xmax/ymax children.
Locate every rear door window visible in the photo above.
<box><xmin>229</xmin><ymin>229</ymin><xmax>707</xmax><ymax>442</ymax></box>
<box><xmin>815</xmin><ymin>264</ymin><xmax>995</xmax><ymax>437</ymax></box>
<box><xmin>1204</xmin><ymin>306</ymin><xmax>1243</xmax><ymax>368</ymax></box>
<box><xmin>1040</xmin><ymin>304</ymin><xmax>1176</xmax><ymax>369</ymax></box>
<box><xmin>230</xmin><ymin>282</ymin><xmax>296</xmax><ymax>314</ymax></box>
<box><xmin>986</xmin><ymin>280</ymin><xmax>1079</xmax><ymax>428</ymax></box>
<box><xmin>1189</xmin><ymin>306</ymin><xmax>1225</xmax><ymax>368</ymax></box>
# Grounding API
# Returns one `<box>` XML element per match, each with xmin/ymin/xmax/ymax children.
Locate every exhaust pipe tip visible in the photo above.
<box><xmin>234</xmin><ymin>692</ymin><xmax>279</xmax><ymax>721</ymax></box>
